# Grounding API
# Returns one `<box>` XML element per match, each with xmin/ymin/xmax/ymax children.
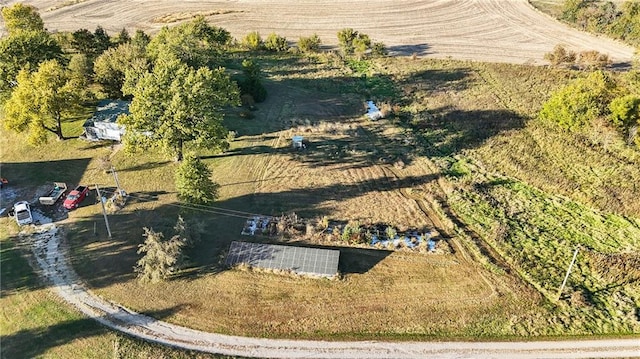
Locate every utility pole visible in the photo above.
<box><xmin>95</xmin><ymin>184</ymin><xmax>112</xmax><ymax>238</ymax></box>
<box><xmin>557</xmin><ymin>247</ymin><xmax>579</xmax><ymax>301</ymax></box>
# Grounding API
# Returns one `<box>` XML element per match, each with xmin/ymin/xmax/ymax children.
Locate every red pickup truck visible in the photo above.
<box><xmin>63</xmin><ymin>185</ymin><xmax>90</xmax><ymax>210</ymax></box>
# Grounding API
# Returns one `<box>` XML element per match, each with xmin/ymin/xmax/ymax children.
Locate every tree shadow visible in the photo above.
<box><xmin>387</xmin><ymin>43</ymin><xmax>431</xmax><ymax>56</ymax></box>
<box><xmin>402</xmin><ymin>106</ymin><xmax>528</xmax><ymax>157</ymax></box>
<box><xmin>202</xmin><ymin>144</ymin><xmax>284</xmax><ymax>159</ymax></box>
<box><xmin>118</xmin><ymin>161</ymin><xmax>171</xmax><ymax>173</ymax></box>
<box><xmin>290</xmin><ymin>122</ymin><xmax>418</xmax><ymax>169</ymax></box>
<box><xmin>78</xmin><ymin>141</ymin><xmax>116</xmax><ymax>151</ymax></box>
<box><xmin>0</xmin><ymin>158</ymin><xmax>92</xmax><ymax>214</ymax></box>
<box><xmin>1</xmin><ymin>234</ymin><xmax>44</xmax><ymax>298</ymax></box>
<box><xmin>0</xmin><ymin>306</ymin><xmax>185</xmax><ymax>359</ymax></box>
<box><xmin>399</xmin><ymin>67</ymin><xmax>472</xmax><ymax>95</ymax></box>
<box><xmin>0</xmin><ymin>158</ymin><xmax>92</xmax><ymax>190</ymax></box>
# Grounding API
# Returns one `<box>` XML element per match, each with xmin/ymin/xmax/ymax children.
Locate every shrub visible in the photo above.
<box><xmin>337</xmin><ymin>28</ymin><xmax>358</xmax><ymax>55</ymax></box>
<box><xmin>264</xmin><ymin>32</ymin><xmax>289</xmax><ymax>52</ymax></box>
<box><xmin>577</xmin><ymin>50</ymin><xmax>611</xmax><ymax>69</ymax></box>
<box><xmin>242</xmin><ymin>31</ymin><xmax>263</xmax><ymax>50</ymax></box>
<box><xmin>544</xmin><ymin>44</ymin><xmax>576</xmax><ymax>67</ymax></box>
<box><xmin>609</xmin><ymin>95</ymin><xmax>640</xmax><ymax>145</ymax></box>
<box><xmin>298</xmin><ymin>34</ymin><xmax>321</xmax><ymax>53</ymax></box>
<box><xmin>371</xmin><ymin>41</ymin><xmax>387</xmax><ymax>57</ymax></box>
<box><xmin>337</xmin><ymin>28</ymin><xmax>373</xmax><ymax>58</ymax></box>
<box><xmin>341</xmin><ymin>221</ymin><xmax>362</xmax><ymax>243</ymax></box>
<box><xmin>385</xmin><ymin>226</ymin><xmax>397</xmax><ymax>240</ymax></box>
<box><xmin>539</xmin><ymin>71</ymin><xmax>616</xmax><ymax>130</ymax></box>
<box><xmin>239</xmin><ymin>59</ymin><xmax>267</xmax><ymax>102</ymax></box>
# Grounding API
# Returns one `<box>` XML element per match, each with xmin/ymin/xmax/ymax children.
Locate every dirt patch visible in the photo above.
<box><xmin>5</xmin><ymin>0</ymin><xmax>635</xmax><ymax>65</ymax></box>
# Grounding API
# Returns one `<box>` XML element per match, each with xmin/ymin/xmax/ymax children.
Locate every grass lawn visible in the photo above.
<box><xmin>1</xmin><ymin>51</ymin><xmax>639</xmax><ymax>356</ymax></box>
<box><xmin>0</xmin><ymin>224</ymin><xmax>240</xmax><ymax>358</ymax></box>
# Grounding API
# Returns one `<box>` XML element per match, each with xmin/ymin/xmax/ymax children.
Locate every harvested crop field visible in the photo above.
<box><xmin>3</xmin><ymin>0</ymin><xmax>636</xmax><ymax>65</ymax></box>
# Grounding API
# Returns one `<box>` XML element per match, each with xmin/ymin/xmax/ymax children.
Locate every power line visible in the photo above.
<box><xmin>98</xmin><ymin>188</ymin><xmax>268</xmax><ymax>219</ymax></box>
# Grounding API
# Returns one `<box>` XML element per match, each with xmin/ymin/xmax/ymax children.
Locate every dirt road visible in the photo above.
<box><xmin>26</xmin><ymin>222</ymin><xmax>639</xmax><ymax>359</ymax></box>
<box><xmin>3</xmin><ymin>0</ymin><xmax>636</xmax><ymax>65</ymax></box>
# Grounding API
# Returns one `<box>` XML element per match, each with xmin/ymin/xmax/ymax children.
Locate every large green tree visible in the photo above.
<box><xmin>146</xmin><ymin>16</ymin><xmax>230</xmax><ymax>69</ymax></box>
<box><xmin>0</xmin><ymin>5</ymin><xmax>62</xmax><ymax>102</ymax></box>
<box><xmin>71</xmin><ymin>26</ymin><xmax>112</xmax><ymax>60</ymax></box>
<box><xmin>2</xmin><ymin>60</ymin><xmax>82</xmax><ymax>145</ymax></box>
<box><xmin>120</xmin><ymin>58</ymin><xmax>240</xmax><ymax>161</ymax></box>
<box><xmin>94</xmin><ymin>42</ymin><xmax>149</xmax><ymax>98</ymax></box>
<box><xmin>1</xmin><ymin>3</ymin><xmax>45</xmax><ymax>34</ymax></box>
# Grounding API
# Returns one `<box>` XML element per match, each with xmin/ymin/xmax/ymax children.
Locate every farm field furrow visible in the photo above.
<box><xmin>4</xmin><ymin>0</ymin><xmax>636</xmax><ymax>65</ymax></box>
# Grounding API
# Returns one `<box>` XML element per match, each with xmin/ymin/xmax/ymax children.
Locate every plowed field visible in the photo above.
<box><xmin>4</xmin><ymin>0</ymin><xmax>636</xmax><ymax>65</ymax></box>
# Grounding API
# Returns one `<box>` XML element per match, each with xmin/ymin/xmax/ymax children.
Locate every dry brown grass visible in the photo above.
<box><xmin>93</xmin><ymin>251</ymin><xmax>526</xmax><ymax>338</ymax></box>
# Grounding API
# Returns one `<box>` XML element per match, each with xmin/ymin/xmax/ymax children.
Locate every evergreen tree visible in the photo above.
<box><xmin>175</xmin><ymin>154</ymin><xmax>220</xmax><ymax>205</ymax></box>
<box><xmin>135</xmin><ymin>227</ymin><xmax>185</xmax><ymax>283</ymax></box>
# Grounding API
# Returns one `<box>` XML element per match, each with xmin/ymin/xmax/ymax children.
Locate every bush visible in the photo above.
<box><xmin>539</xmin><ymin>71</ymin><xmax>616</xmax><ymax>130</ymax></box>
<box><xmin>609</xmin><ymin>95</ymin><xmax>640</xmax><ymax>145</ymax></box>
<box><xmin>239</xmin><ymin>59</ymin><xmax>267</xmax><ymax>103</ymax></box>
<box><xmin>242</xmin><ymin>31</ymin><xmax>263</xmax><ymax>50</ymax></box>
<box><xmin>264</xmin><ymin>32</ymin><xmax>289</xmax><ymax>52</ymax></box>
<box><xmin>298</xmin><ymin>34</ymin><xmax>321</xmax><ymax>53</ymax></box>
<box><xmin>577</xmin><ymin>50</ymin><xmax>611</xmax><ymax>70</ymax></box>
<box><xmin>544</xmin><ymin>44</ymin><xmax>576</xmax><ymax>67</ymax></box>
<box><xmin>337</xmin><ymin>28</ymin><xmax>373</xmax><ymax>58</ymax></box>
<box><xmin>337</xmin><ymin>28</ymin><xmax>358</xmax><ymax>55</ymax></box>
<box><xmin>371</xmin><ymin>41</ymin><xmax>387</xmax><ymax>57</ymax></box>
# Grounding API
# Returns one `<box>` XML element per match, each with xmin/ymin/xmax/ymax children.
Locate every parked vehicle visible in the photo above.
<box><xmin>12</xmin><ymin>201</ymin><xmax>33</xmax><ymax>226</ymax></box>
<box><xmin>39</xmin><ymin>182</ymin><xmax>67</xmax><ymax>205</ymax></box>
<box><xmin>63</xmin><ymin>185</ymin><xmax>90</xmax><ymax>210</ymax></box>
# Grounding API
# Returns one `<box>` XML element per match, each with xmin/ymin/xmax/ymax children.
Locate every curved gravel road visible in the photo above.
<box><xmin>4</xmin><ymin>0</ymin><xmax>637</xmax><ymax>65</ymax></box>
<box><xmin>28</xmin><ymin>223</ymin><xmax>640</xmax><ymax>359</ymax></box>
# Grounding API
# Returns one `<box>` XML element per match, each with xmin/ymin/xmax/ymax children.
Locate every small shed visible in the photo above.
<box><xmin>82</xmin><ymin>99</ymin><xmax>130</xmax><ymax>141</ymax></box>
<box><xmin>292</xmin><ymin>135</ymin><xmax>305</xmax><ymax>149</ymax></box>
